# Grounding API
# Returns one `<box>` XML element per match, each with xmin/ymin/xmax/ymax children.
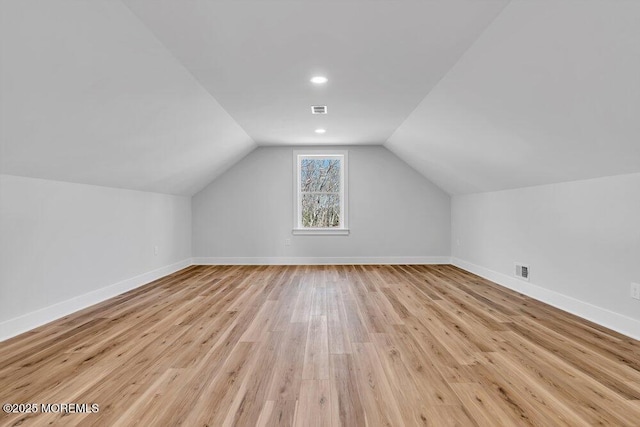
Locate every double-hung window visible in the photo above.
<box><xmin>293</xmin><ymin>150</ymin><xmax>349</xmax><ymax>235</ymax></box>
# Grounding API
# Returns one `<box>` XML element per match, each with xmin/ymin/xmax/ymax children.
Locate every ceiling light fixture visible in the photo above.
<box><xmin>310</xmin><ymin>76</ymin><xmax>328</xmax><ymax>84</ymax></box>
<box><xmin>315</xmin><ymin>128</ymin><xmax>326</xmax><ymax>134</ymax></box>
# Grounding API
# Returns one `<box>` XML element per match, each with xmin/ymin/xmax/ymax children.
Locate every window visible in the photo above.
<box><xmin>293</xmin><ymin>150</ymin><xmax>348</xmax><ymax>235</ymax></box>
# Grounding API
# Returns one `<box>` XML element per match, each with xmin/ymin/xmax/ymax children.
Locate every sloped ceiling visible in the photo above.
<box><xmin>386</xmin><ymin>0</ymin><xmax>640</xmax><ymax>194</ymax></box>
<box><xmin>120</xmin><ymin>0</ymin><xmax>508</xmax><ymax>146</ymax></box>
<box><xmin>2</xmin><ymin>0</ymin><xmax>639</xmax><ymax>196</ymax></box>
<box><xmin>0</xmin><ymin>0</ymin><xmax>255</xmax><ymax>195</ymax></box>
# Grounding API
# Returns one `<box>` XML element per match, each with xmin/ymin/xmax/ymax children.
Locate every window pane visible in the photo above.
<box><xmin>301</xmin><ymin>194</ymin><xmax>340</xmax><ymax>228</ymax></box>
<box><xmin>300</xmin><ymin>158</ymin><xmax>341</xmax><ymax>192</ymax></box>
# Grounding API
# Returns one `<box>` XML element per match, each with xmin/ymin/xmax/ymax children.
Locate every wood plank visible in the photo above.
<box><xmin>450</xmin><ymin>382</ymin><xmax>523</xmax><ymax>427</ymax></box>
<box><xmin>302</xmin><ymin>315</ymin><xmax>329</xmax><ymax>380</ymax></box>
<box><xmin>329</xmin><ymin>354</ymin><xmax>365</xmax><ymax>427</ymax></box>
<box><xmin>350</xmin><ymin>342</ymin><xmax>404</xmax><ymax>426</ymax></box>
<box><xmin>293</xmin><ymin>380</ymin><xmax>330</xmax><ymax>427</ymax></box>
<box><xmin>326</xmin><ymin>283</ymin><xmax>352</xmax><ymax>355</ymax></box>
<box><xmin>1</xmin><ymin>264</ymin><xmax>639</xmax><ymax>426</ymax></box>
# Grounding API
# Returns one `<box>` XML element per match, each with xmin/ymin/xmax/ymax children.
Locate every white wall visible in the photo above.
<box><xmin>452</xmin><ymin>173</ymin><xmax>640</xmax><ymax>338</ymax></box>
<box><xmin>0</xmin><ymin>174</ymin><xmax>192</xmax><ymax>339</ymax></box>
<box><xmin>193</xmin><ymin>146</ymin><xmax>450</xmax><ymax>263</ymax></box>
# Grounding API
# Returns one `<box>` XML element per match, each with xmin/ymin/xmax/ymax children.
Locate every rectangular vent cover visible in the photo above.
<box><xmin>515</xmin><ymin>263</ymin><xmax>529</xmax><ymax>281</ymax></box>
<box><xmin>311</xmin><ymin>105</ymin><xmax>327</xmax><ymax>114</ymax></box>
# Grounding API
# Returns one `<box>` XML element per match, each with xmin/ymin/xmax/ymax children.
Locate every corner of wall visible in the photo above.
<box><xmin>452</xmin><ymin>257</ymin><xmax>640</xmax><ymax>341</ymax></box>
<box><xmin>0</xmin><ymin>259</ymin><xmax>193</xmax><ymax>342</ymax></box>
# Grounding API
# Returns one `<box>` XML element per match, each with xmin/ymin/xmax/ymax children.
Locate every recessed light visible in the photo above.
<box><xmin>315</xmin><ymin>128</ymin><xmax>326</xmax><ymax>134</ymax></box>
<box><xmin>310</xmin><ymin>76</ymin><xmax>328</xmax><ymax>84</ymax></box>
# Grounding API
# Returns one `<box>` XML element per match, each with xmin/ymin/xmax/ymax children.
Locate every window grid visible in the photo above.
<box><xmin>293</xmin><ymin>151</ymin><xmax>348</xmax><ymax>234</ymax></box>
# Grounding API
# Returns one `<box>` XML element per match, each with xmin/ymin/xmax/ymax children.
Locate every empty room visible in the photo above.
<box><xmin>1</xmin><ymin>0</ymin><xmax>639</xmax><ymax>425</ymax></box>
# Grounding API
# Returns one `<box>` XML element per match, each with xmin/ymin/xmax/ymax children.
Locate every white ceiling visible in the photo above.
<box><xmin>121</xmin><ymin>0</ymin><xmax>509</xmax><ymax>145</ymax></box>
<box><xmin>2</xmin><ymin>0</ymin><xmax>639</xmax><ymax>196</ymax></box>
<box><xmin>387</xmin><ymin>0</ymin><xmax>640</xmax><ymax>194</ymax></box>
<box><xmin>0</xmin><ymin>0</ymin><xmax>255</xmax><ymax>195</ymax></box>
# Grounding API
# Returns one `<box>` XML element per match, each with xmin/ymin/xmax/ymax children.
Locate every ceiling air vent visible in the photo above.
<box><xmin>311</xmin><ymin>105</ymin><xmax>327</xmax><ymax>114</ymax></box>
<box><xmin>515</xmin><ymin>263</ymin><xmax>530</xmax><ymax>281</ymax></box>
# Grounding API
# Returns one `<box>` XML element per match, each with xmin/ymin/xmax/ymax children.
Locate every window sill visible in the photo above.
<box><xmin>292</xmin><ymin>228</ymin><xmax>350</xmax><ymax>236</ymax></box>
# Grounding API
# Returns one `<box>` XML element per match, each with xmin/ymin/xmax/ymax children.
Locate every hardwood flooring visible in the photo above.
<box><xmin>1</xmin><ymin>264</ymin><xmax>639</xmax><ymax>426</ymax></box>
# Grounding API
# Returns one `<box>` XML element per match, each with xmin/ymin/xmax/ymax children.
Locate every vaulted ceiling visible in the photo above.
<box><xmin>387</xmin><ymin>0</ymin><xmax>640</xmax><ymax>194</ymax></box>
<box><xmin>120</xmin><ymin>0</ymin><xmax>508</xmax><ymax>146</ymax></box>
<box><xmin>1</xmin><ymin>0</ymin><xmax>639</xmax><ymax>195</ymax></box>
<box><xmin>0</xmin><ymin>0</ymin><xmax>255</xmax><ymax>195</ymax></box>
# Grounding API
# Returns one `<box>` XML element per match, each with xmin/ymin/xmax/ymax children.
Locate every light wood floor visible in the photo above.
<box><xmin>1</xmin><ymin>265</ymin><xmax>639</xmax><ymax>426</ymax></box>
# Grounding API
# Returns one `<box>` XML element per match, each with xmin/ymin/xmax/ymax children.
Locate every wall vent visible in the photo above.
<box><xmin>311</xmin><ymin>105</ymin><xmax>327</xmax><ymax>114</ymax></box>
<box><xmin>515</xmin><ymin>263</ymin><xmax>530</xmax><ymax>281</ymax></box>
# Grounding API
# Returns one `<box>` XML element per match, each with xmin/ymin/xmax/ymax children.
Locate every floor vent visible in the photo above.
<box><xmin>515</xmin><ymin>263</ymin><xmax>530</xmax><ymax>281</ymax></box>
<box><xmin>311</xmin><ymin>105</ymin><xmax>327</xmax><ymax>114</ymax></box>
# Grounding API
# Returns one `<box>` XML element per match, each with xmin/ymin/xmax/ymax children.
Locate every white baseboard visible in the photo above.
<box><xmin>192</xmin><ymin>256</ymin><xmax>451</xmax><ymax>265</ymax></box>
<box><xmin>5</xmin><ymin>256</ymin><xmax>636</xmax><ymax>343</ymax></box>
<box><xmin>452</xmin><ymin>257</ymin><xmax>640</xmax><ymax>341</ymax></box>
<box><xmin>0</xmin><ymin>259</ymin><xmax>193</xmax><ymax>342</ymax></box>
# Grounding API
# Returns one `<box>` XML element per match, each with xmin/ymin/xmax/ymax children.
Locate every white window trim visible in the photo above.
<box><xmin>293</xmin><ymin>149</ymin><xmax>349</xmax><ymax>236</ymax></box>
